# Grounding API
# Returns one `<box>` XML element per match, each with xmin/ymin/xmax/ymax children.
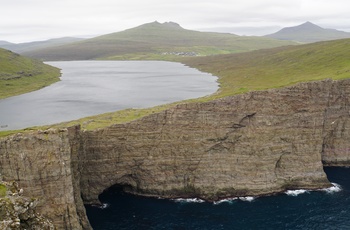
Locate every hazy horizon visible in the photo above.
<box><xmin>2</xmin><ymin>0</ymin><xmax>350</xmax><ymax>43</ymax></box>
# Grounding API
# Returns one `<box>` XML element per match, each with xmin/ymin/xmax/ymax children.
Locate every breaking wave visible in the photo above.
<box><xmin>213</xmin><ymin>198</ymin><xmax>238</xmax><ymax>205</ymax></box>
<box><xmin>173</xmin><ymin>198</ymin><xmax>205</xmax><ymax>203</ymax></box>
<box><xmin>285</xmin><ymin>189</ymin><xmax>309</xmax><ymax>196</ymax></box>
<box><xmin>320</xmin><ymin>183</ymin><xmax>342</xmax><ymax>193</ymax></box>
<box><xmin>92</xmin><ymin>203</ymin><xmax>110</xmax><ymax>209</ymax></box>
<box><xmin>285</xmin><ymin>182</ymin><xmax>342</xmax><ymax>197</ymax></box>
<box><xmin>239</xmin><ymin>196</ymin><xmax>255</xmax><ymax>202</ymax></box>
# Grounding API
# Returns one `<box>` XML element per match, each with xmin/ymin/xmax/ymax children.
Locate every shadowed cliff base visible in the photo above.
<box><xmin>85</xmin><ymin>167</ymin><xmax>350</xmax><ymax>230</ymax></box>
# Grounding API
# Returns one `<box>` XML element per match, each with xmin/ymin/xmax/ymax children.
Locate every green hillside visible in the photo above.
<box><xmin>40</xmin><ymin>38</ymin><xmax>350</xmax><ymax>131</ymax></box>
<box><xmin>0</xmin><ymin>48</ymin><xmax>61</xmax><ymax>99</ymax></box>
<box><xmin>183</xmin><ymin>38</ymin><xmax>350</xmax><ymax>98</ymax></box>
<box><xmin>24</xmin><ymin>21</ymin><xmax>296</xmax><ymax>61</ymax></box>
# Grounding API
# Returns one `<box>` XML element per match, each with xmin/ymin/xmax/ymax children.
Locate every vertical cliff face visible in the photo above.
<box><xmin>320</xmin><ymin>81</ymin><xmax>350</xmax><ymax>165</ymax></box>
<box><xmin>79</xmin><ymin>79</ymin><xmax>350</xmax><ymax>204</ymax></box>
<box><xmin>0</xmin><ymin>126</ymin><xmax>91</xmax><ymax>230</ymax></box>
<box><xmin>0</xmin><ymin>79</ymin><xmax>350</xmax><ymax>229</ymax></box>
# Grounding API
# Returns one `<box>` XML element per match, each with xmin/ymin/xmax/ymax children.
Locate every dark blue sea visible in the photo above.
<box><xmin>85</xmin><ymin>167</ymin><xmax>350</xmax><ymax>230</ymax></box>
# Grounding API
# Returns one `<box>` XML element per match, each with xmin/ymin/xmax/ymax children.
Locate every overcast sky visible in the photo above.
<box><xmin>2</xmin><ymin>0</ymin><xmax>350</xmax><ymax>43</ymax></box>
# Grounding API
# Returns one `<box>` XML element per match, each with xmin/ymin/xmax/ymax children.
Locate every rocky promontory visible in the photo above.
<box><xmin>1</xmin><ymin>78</ymin><xmax>350</xmax><ymax>229</ymax></box>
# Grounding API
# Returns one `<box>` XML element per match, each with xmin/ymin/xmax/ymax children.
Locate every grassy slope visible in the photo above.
<box><xmin>2</xmin><ymin>38</ymin><xmax>350</xmax><ymax>136</ymax></box>
<box><xmin>0</xmin><ymin>48</ymin><xmax>61</xmax><ymax>99</ymax></box>
<box><xmin>25</xmin><ymin>21</ymin><xmax>296</xmax><ymax>61</ymax></box>
<box><xmin>183</xmin><ymin>38</ymin><xmax>350</xmax><ymax>98</ymax></box>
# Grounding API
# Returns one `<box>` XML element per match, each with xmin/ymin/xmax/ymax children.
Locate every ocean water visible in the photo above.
<box><xmin>85</xmin><ymin>167</ymin><xmax>350</xmax><ymax>230</ymax></box>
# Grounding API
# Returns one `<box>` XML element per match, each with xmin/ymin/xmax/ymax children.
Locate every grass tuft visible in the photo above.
<box><xmin>0</xmin><ymin>184</ymin><xmax>7</xmax><ymax>197</ymax></box>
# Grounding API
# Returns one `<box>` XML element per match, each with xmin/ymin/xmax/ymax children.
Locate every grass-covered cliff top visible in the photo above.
<box><xmin>1</xmin><ymin>38</ymin><xmax>350</xmax><ymax>135</ymax></box>
<box><xmin>0</xmin><ymin>48</ymin><xmax>61</xmax><ymax>99</ymax></box>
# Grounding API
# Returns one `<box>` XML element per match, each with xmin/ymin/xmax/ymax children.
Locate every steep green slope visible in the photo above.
<box><xmin>183</xmin><ymin>38</ymin><xmax>350</xmax><ymax>98</ymax></box>
<box><xmin>25</xmin><ymin>21</ymin><xmax>296</xmax><ymax>61</ymax></box>
<box><xmin>43</xmin><ymin>38</ymin><xmax>350</xmax><ymax>131</ymax></box>
<box><xmin>0</xmin><ymin>48</ymin><xmax>61</xmax><ymax>99</ymax></box>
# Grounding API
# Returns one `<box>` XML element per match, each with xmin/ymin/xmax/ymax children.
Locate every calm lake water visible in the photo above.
<box><xmin>86</xmin><ymin>167</ymin><xmax>350</xmax><ymax>230</ymax></box>
<box><xmin>0</xmin><ymin>61</ymin><xmax>218</xmax><ymax>130</ymax></box>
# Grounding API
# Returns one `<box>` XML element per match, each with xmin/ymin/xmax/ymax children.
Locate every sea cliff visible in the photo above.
<box><xmin>0</xmin><ymin>126</ymin><xmax>90</xmax><ymax>229</ymax></box>
<box><xmin>1</xmin><ymin>78</ymin><xmax>350</xmax><ymax>229</ymax></box>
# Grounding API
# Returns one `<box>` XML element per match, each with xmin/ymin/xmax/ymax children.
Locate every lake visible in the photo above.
<box><xmin>0</xmin><ymin>61</ymin><xmax>218</xmax><ymax>130</ymax></box>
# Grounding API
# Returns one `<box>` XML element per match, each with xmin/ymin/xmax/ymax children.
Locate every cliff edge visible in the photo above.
<box><xmin>1</xmin><ymin>78</ymin><xmax>350</xmax><ymax>229</ymax></box>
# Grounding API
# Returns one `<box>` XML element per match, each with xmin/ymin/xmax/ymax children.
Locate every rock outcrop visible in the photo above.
<box><xmin>0</xmin><ymin>180</ymin><xmax>54</xmax><ymax>229</ymax></box>
<box><xmin>1</xmin><ymin>78</ymin><xmax>350</xmax><ymax>229</ymax></box>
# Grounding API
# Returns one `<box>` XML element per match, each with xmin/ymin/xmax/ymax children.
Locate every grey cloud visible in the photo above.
<box><xmin>1</xmin><ymin>0</ymin><xmax>350</xmax><ymax>42</ymax></box>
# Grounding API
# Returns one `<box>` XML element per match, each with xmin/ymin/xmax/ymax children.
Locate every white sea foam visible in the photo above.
<box><xmin>213</xmin><ymin>198</ymin><xmax>238</xmax><ymax>205</ymax></box>
<box><xmin>100</xmin><ymin>203</ymin><xmax>110</xmax><ymax>209</ymax></box>
<box><xmin>320</xmin><ymin>183</ymin><xmax>342</xmax><ymax>193</ymax></box>
<box><xmin>92</xmin><ymin>203</ymin><xmax>110</xmax><ymax>209</ymax></box>
<box><xmin>285</xmin><ymin>189</ymin><xmax>309</xmax><ymax>196</ymax></box>
<box><xmin>173</xmin><ymin>198</ymin><xmax>205</xmax><ymax>203</ymax></box>
<box><xmin>239</xmin><ymin>196</ymin><xmax>255</xmax><ymax>202</ymax></box>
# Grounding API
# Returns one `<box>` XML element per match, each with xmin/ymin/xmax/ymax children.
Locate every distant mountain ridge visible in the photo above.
<box><xmin>23</xmin><ymin>21</ymin><xmax>296</xmax><ymax>61</ymax></box>
<box><xmin>0</xmin><ymin>40</ymin><xmax>13</xmax><ymax>46</ymax></box>
<box><xmin>265</xmin><ymin>21</ymin><xmax>350</xmax><ymax>43</ymax></box>
<box><xmin>0</xmin><ymin>37</ymin><xmax>84</xmax><ymax>54</ymax></box>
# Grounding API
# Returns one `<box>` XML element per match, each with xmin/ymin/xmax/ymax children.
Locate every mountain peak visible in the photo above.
<box><xmin>301</xmin><ymin>21</ymin><xmax>316</xmax><ymax>26</ymax></box>
<box><xmin>145</xmin><ymin>21</ymin><xmax>184</xmax><ymax>30</ymax></box>
<box><xmin>298</xmin><ymin>21</ymin><xmax>322</xmax><ymax>29</ymax></box>
<box><xmin>162</xmin><ymin>21</ymin><xmax>182</xmax><ymax>28</ymax></box>
<box><xmin>265</xmin><ymin>22</ymin><xmax>350</xmax><ymax>43</ymax></box>
<box><xmin>280</xmin><ymin>21</ymin><xmax>323</xmax><ymax>32</ymax></box>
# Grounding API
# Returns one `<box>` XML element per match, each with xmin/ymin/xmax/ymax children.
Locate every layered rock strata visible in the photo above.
<box><xmin>1</xmin><ymin>79</ymin><xmax>350</xmax><ymax>229</ymax></box>
<box><xmin>80</xmin><ymin>79</ymin><xmax>341</xmax><ymax>203</ymax></box>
